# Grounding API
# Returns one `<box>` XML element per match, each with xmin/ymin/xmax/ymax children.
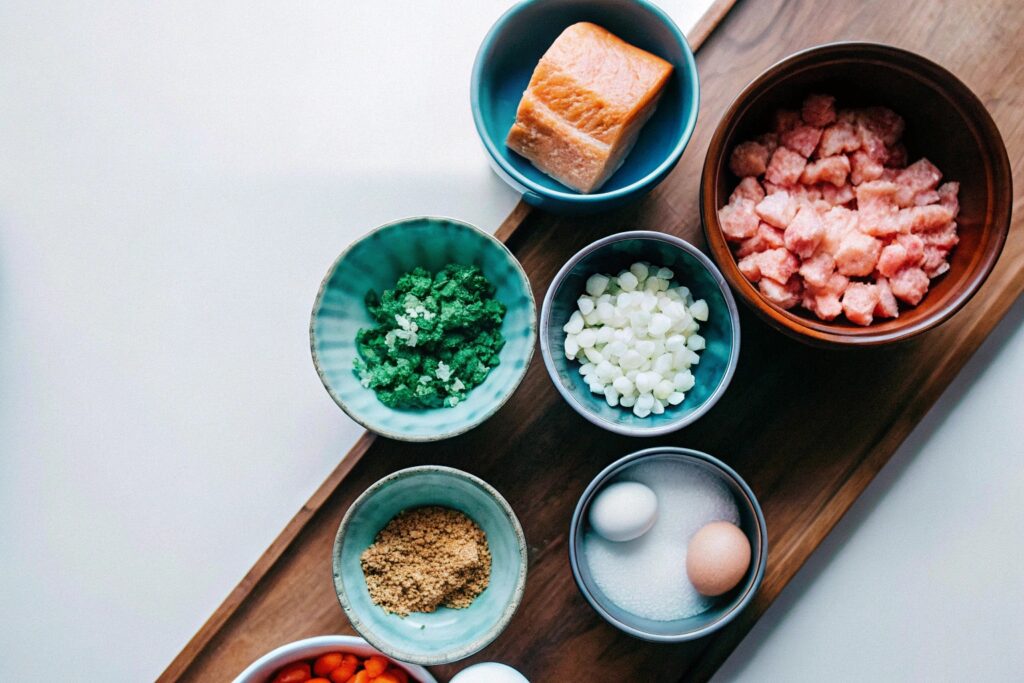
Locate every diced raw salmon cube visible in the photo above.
<box><xmin>820</xmin><ymin>182</ymin><xmax>855</xmax><ymax>206</ymax></box>
<box><xmin>758</xmin><ymin>247</ymin><xmax>801</xmax><ymax>284</ymax></box>
<box><xmin>800</xmin><ymin>155</ymin><xmax>851</xmax><ymax>187</ymax></box>
<box><xmin>729</xmin><ymin>141</ymin><xmax>771</xmax><ymax>178</ymax></box>
<box><xmin>875</xmin><ymin>277</ymin><xmax>900</xmax><ymax>319</ymax></box>
<box><xmin>736</xmin><ymin>236</ymin><xmax>764</xmax><ymax>258</ymax></box>
<box><xmin>818</xmin><ymin>120</ymin><xmax>861</xmax><ymax>157</ymax></box>
<box><xmin>784</xmin><ymin>205</ymin><xmax>825</xmax><ymax>258</ymax></box>
<box><xmin>755</xmin><ymin>191</ymin><xmax>799</xmax><ymax>228</ymax></box>
<box><xmin>855</xmin><ymin>181</ymin><xmax>901</xmax><ymax>237</ymax></box>
<box><xmin>730</xmin><ymin>176</ymin><xmax>766</xmax><ymax>204</ymax></box>
<box><xmin>896</xmin><ymin>233</ymin><xmax>925</xmax><ymax>264</ymax></box>
<box><xmin>937</xmin><ymin>181</ymin><xmax>960</xmax><ymax>218</ymax></box>
<box><xmin>834</xmin><ymin>229</ymin><xmax>883</xmax><ymax>277</ymax></box>
<box><xmin>759</xmin><ymin>222</ymin><xmax>786</xmax><ymax>249</ymax></box>
<box><xmin>842</xmin><ymin>282</ymin><xmax>880</xmax><ymax>326</ymax></box>
<box><xmin>817</xmin><ymin>272</ymin><xmax>850</xmax><ymax>297</ymax></box>
<box><xmin>719</xmin><ymin>198</ymin><xmax>759</xmax><ymax>241</ymax></box>
<box><xmin>759</xmin><ymin>276</ymin><xmax>802</xmax><ymax>309</ymax></box>
<box><xmin>850</xmin><ymin>150</ymin><xmax>884</xmax><ymax>185</ymax></box>
<box><xmin>920</xmin><ymin>221</ymin><xmax>959</xmax><ymax>249</ymax></box>
<box><xmin>896</xmin><ymin>158</ymin><xmax>942</xmax><ymax>197</ymax></box>
<box><xmin>819</xmin><ymin>206</ymin><xmax>858</xmax><ymax>255</ymax></box>
<box><xmin>811</xmin><ymin>291</ymin><xmax>844</xmax><ymax>321</ymax></box>
<box><xmin>877</xmin><ymin>242</ymin><xmax>912</xmax><ymax>278</ymax></box>
<box><xmin>738</xmin><ymin>253</ymin><xmax>762</xmax><ymax>282</ymax></box>
<box><xmin>889</xmin><ymin>266</ymin><xmax>930</xmax><ymax>305</ymax></box>
<box><xmin>736</xmin><ymin>222</ymin><xmax>780</xmax><ymax>258</ymax></box>
<box><xmin>896</xmin><ymin>205</ymin><xmax>955</xmax><ymax>234</ymax></box>
<box><xmin>914</xmin><ymin>190</ymin><xmax>940</xmax><ymax>206</ymax></box>
<box><xmin>774</xmin><ymin>109</ymin><xmax>802</xmax><ymax>133</ymax></box>
<box><xmin>798</xmin><ymin>250</ymin><xmax>836</xmax><ymax>289</ymax></box>
<box><xmin>765</xmin><ymin>146</ymin><xmax>807</xmax><ymax>185</ymax></box>
<box><xmin>802</xmin><ymin>94</ymin><xmax>837</xmax><ymax>127</ymax></box>
<box><xmin>858</xmin><ymin>106</ymin><xmax>905</xmax><ymax>146</ymax></box>
<box><xmin>857</xmin><ymin>125</ymin><xmax>890</xmax><ymax>164</ymax></box>
<box><xmin>781</xmin><ymin>124</ymin><xmax>824</xmax><ymax>158</ymax></box>
<box><xmin>921</xmin><ymin>246</ymin><xmax>951</xmax><ymax>278</ymax></box>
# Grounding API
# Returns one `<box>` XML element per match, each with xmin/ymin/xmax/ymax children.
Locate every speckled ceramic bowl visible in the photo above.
<box><xmin>569</xmin><ymin>447</ymin><xmax>767</xmax><ymax>642</ymax></box>
<box><xmin>232</xmin><ymin>635</ymin><xmax>437</xmax><ymax>683</ymax></box>
<box><xmin>332</xmin><ymin>466</ymin><xmax>528</xmax><ymax>666</ymax></box>
<box><xmin>539</xmin><ymin>231</ymin><xmax>740</xmax><ymax>436</ymax></box>
<box><xmin>310</xmin><ymin>217</ymin><xmax>536</xmax><ymax>442</ymax></box>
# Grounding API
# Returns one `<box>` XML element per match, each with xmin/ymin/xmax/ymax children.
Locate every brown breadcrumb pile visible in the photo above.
<box><xmin>360</xmin><ymin>506</ymin><xmax>491</xmax><ymax>616</ymax></box>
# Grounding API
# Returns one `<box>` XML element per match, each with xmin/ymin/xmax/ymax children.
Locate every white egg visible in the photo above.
<box><xmin>588</xmin><ymin>481</ymin><xmax>658</xmax><ymax>542</ymax></box>
<box><xmin>450</xmin><ymin>662</ymin><xmax>530</xmax><ymax>683</ymax></box>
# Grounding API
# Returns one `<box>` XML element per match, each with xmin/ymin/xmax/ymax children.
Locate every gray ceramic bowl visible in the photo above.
<box><xmin>569</xmin><ymin>447</ymin><xmax>767</xmax><ymax>641</ymax></box>
<box><xmin>539</xmin><ymin>231</ymin><xmax>740</xmax><ymax>436</ymax></box>
<box><xmin>332</xmin><ymin>466</ymin><xmax>528</xmax><ymax>666</ymax></box>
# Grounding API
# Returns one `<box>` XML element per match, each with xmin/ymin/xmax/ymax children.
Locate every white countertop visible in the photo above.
<box><xmin>0</xmin><ymin>1</ymin><xmax>1020</xmax><ymax>680</ymax></box>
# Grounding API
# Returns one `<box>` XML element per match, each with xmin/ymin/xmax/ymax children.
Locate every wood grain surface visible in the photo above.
<box><xmin>161</xmin><ymin>0</ymin><xmax>1024</xmax><ymax>680</ymax></box>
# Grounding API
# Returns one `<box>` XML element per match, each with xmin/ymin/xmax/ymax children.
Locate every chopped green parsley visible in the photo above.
<box><xmin>354</xmin><ymin>264</ymin><xmax>506</xmax><ymax>409</ymax></box>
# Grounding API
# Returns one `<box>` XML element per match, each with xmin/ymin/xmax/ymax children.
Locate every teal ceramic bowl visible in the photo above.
<box><xmin>332</xmin><ymin>466</ymin><xmax>528</xmax><ymax>666</ymax></box>
<box><xmin>471</xmin><ymin>0</ymin><xmax>699</xmax><ymax>214</ymax></box>
<box><xmin>569</xmin><ymin>447</ymin><xmax>767</xmax><ymax>641</ymax></box>
<box><xmin>539</xmin><ymin>231</ymin><xmax>740</xmax><ymax>436</ymax></box>
<box><xmin>310</xmin><ymin>217</ymin><xmax>536</xmax><ymax>442</ymax></box>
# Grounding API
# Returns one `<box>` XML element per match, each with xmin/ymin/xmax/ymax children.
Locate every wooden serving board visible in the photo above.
<box><xmin>161</xmin><ymin>1</ymin><xmax>1024</xmax><ymax>680</ymax></box>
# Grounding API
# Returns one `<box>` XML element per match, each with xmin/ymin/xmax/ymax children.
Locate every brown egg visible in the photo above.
<box><xmin>686</xmin><ymin>521</ymin><xmax>751</xmax><ymax>596</ymax></box>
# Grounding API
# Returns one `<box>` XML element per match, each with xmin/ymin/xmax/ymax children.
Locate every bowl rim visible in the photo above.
<box><xmin>470</xmin><ymin>0</ymin><xmax>700</xmax><ymax>204</ymax></box>
<box><xmin>567</xmin><ymin>446</ymin><xmax>768</xmax><ymax>642</ymax></box>
<box><xmin>700</xmin><ymin>40</ymin><xmax>1013</xmax><ymax>347</ymax></box>
<box><xmin>231</xmin><ymin>635</ymin><xmax>438</xmax><ymax>683</ymax></box>
<box><xmin>331</xmin><ymin>465</ymin><xmax>529</xmax><ymax>666</ymax></box>
<box><xmin>538</xmin><ymin>230</ymin><xmax>741</xmax><ymax>436</ymax></box>
<box><xmin>309</xmin><ymin>215</ymin><xmax>537</xmax><ymax>442</ymax></box>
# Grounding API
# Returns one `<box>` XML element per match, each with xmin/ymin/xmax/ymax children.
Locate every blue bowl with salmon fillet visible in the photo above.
<box><xmin>471</xmin><ymin>0</ymin><xmax>699</xmax><ymax>214</ymax></box>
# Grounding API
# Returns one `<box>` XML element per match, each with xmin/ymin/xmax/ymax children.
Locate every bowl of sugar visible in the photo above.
<box><xmin>568</xmin><ymin>446</ymin><xmax>767</xmax><ymax>641</ymax></box>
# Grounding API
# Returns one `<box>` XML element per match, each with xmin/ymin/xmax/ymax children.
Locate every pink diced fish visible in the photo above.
<box><xmin>722</xmin><ymin>93</ymin><xmax>959</xmax><ymax>325</ymax></box>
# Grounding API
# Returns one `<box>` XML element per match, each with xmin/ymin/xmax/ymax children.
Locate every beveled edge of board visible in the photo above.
<box><xmin>156</xmin><ymin>4</ymin><xmax>740</xmax><ymax>681</ymax></box>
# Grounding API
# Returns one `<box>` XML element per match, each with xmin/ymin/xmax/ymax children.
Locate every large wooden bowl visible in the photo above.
<box><xmin>700</xmin><ymin>42</ymin><xmax>1012</xmax><ymax>347</ymax></box>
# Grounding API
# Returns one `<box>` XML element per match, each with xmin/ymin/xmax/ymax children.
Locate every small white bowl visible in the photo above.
<box><xmin>232</xmin><ymin>635</ymin><xmax>438</xmax><ymax>683</ymax></box>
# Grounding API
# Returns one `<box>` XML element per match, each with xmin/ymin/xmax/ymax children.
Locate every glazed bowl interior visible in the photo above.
<box><xmin>540</xmin><ymin>232</ymin><xmax>740</xmax><ymax>436</ymax></box>
<box><xmin>472</xmin><ymin>0</ymin><xmax>699</xmax><ymax>213</ymax></box>
<box><xmin>702</xmin><ymin>42</ymin><xmax>1011</xmax><ymax>346</ymax></box>
<box><xmin>332</xmin><ymin>467</ymin><xmax>527</xmax><ymax>666</ymax></box>
<box><xmin>569</xmin><ymin>448</ymin><xmax>767</xmax><ymax>641</ymax></box>
<box><xmin>310</xmin><ymin>217</ymin><xmax>536</xmax><ymax>441</ymax></box>
<box><xmin>232</xmin><ymin>635</ymin><xmax>437</xmax><ymax>683</ymax></box>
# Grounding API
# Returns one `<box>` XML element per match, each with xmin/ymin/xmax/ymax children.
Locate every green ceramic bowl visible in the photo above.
<box><xmin>310</xmin><ymin>217</ymin><xmax>536</xmax><ymax>442</ymax></box>
<box><xmin>332</xmin><ymin>466</ymin><xmax>528</xmax><ymax>666</ymax></box>
<box><xmin>539</xmin><ymin>231</ymin><xmax>740</xmax><ymax>436</ymax></box>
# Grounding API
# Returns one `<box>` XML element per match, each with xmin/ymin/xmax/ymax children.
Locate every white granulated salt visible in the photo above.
<box><xmin>583</xmin><ymin>458</ymin><xmax>740</xmax><ymax>621</ymax></box>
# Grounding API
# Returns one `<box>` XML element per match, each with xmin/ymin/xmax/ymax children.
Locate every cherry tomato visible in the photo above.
<box><xmin>272</xmin><ymin>661</ymin><xmax>312</xmax><ymax>683</ymax></box>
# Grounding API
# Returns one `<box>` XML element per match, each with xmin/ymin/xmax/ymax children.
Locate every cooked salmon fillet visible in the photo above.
<box><xmin>506</xmin><ymin>22</ymin><xmax>673</xmax><ymax>194</ymax></box>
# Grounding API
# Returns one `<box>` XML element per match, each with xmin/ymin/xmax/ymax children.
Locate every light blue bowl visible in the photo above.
<box><xmin>539</xmin><ymin>231</ymin><xmax>740</xmax><ymax>436</ymax></box>
<box><xmin>471</xmin><ymin>0</ymin><xmax>700</xmax><ymax>214</ymax></box>
<box><xmin>310</xmin><ymin>217</ymin><xmax>536</xmax><ymax>442</ymax></box>
<box><xmin>332</xmin><ymin>466</ymin><xmax>528</xmax><ymax>666</ymax></box>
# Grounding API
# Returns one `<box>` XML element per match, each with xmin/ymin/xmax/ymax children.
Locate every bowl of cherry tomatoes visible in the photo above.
<box><xmin>232</xmin><ymin>635</ymin><xmax>437</xmax><ymax>683</ymax></box>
